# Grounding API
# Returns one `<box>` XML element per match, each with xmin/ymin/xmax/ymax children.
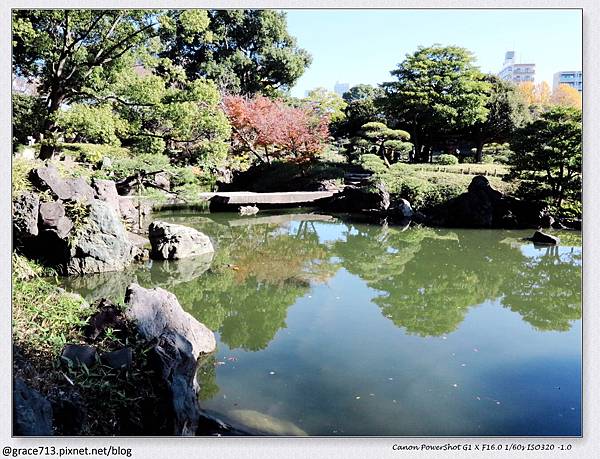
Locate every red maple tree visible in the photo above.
<box><xmin>223</xmin><ymin>94</ymin><xmax>329</xmax><ymax>164</ymax></box>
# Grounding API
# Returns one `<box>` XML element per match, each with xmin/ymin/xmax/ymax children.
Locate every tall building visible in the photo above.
<box><xmin>498</xmin><ymin>51</ymin><xmax>535</xmax><ymax>84</ymax></box>
<box><xmin>553</xmin><ymin>71</ymin><xmax>583</xmax><ymax>93</ymax></box>
<box><xmin>333</xmin><ymin>81</ymin><xmax>350</xmax><ymax>97</ymax></box>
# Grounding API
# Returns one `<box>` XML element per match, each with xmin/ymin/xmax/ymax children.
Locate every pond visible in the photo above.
<box><xmin>58</xmin><ymin>210</ymin><xmax>582</xmax><ymax>436</ymax></box>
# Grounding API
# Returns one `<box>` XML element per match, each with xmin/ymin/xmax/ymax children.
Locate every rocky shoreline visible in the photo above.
<box><xmin>12</xmin><ymin>163</ymin><xmax>579</xmax><ymax>436</ymax></box>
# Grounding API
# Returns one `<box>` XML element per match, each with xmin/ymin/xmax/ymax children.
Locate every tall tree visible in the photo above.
<box><xmin>302</xmin><ymin>87</ymin><xmax>347</xmax><ymax>123</ymax></box>
<box><xmin>381</xmin><ymin>45</ymin><xmax>491</xmax><ymax>162</ymax></box>
<box><xmin>12</xmin><ymin>10</ymin><xmax>172</xmax><ymax>158</ymax></box>
<box><xmin>340</xmin><ymin>84</ymin><xmax>385</xmax><ymax>138</ymax></box>
<box><xmin>509</xmin><ymin>106</ymin><xmax>581</xmax><ymax>210</ymax></box>
<box><xmin>160</xmin><ymin>10</ymin><xmax>311</xmax><ymax>95</ymax></box>
<box><xmin>551</xmin><ymin>84</ymin><xmax>582</xmax><ymax>109</ymax></box>
<box><xmin>468</xmin><ymin>75</ymin><xmax>529</xmax><ymax>162</ymax></box>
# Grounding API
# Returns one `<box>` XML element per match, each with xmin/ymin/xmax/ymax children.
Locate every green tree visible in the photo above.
<box><xmin>109</xmin><ymin>72</ymin><xmax>231</xmax><ymax>167</ymax></box>
<box><xmin>12</xmin><ymin>10</ymin><xmax>173</xmax><ymax>158</ymax></box>
<box><xmin>381</xmin><ymin>45</ymin><xmax>491</xmax><ymax>162</ymax></box>
<box><xmin>12</xmin><ymin>93</ymin><xmax>47</xmax><ymax>147</ymax></box>
<box><xmin>509</xmin><ymin>106</ymin><xmax>582</xmax><ymax>210</ymax></box>
<box><xmin>160</xmin><ymin>10</ymin><xmax>311</xmax><ymax>95</ymax></box>
<box><xmin>468</xmin><ymin>75</ymin><xmax>529</xmax><ymax>162</ymax></box>
<box><xmin>359</xmin><ymin>122</ymin><xmax>412</xmax><ymax>166</ymax></box>
<box><xmin>340</xmin><ymin>84</ymin><xmax>385</xmax><ymax>138</ymax></box>
<box><xmin>302</xmin><ymin>87</ymin><xmax>347</xmax><ymax>123</ymax></box>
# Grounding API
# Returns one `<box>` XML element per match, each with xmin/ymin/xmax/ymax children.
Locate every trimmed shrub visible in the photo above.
<box><xmin>435</xmin><ymin>154</ymin><xmax>459</xmax><ymax>165</ymax></box>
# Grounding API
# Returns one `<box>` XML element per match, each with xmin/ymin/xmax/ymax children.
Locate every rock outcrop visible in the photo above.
<box><xmin>148</xmin><ymin>221</ymin><xmax>214</xmax><ymax>260</ymax></box>
<box><xmin>322</xmin><ymin>181</ymin><xmax>390</xmax><ymax>212</ymax></box>
<box><xmin>124</xmin><ymin>283</ymin><xmax>216</xmax><ymax>435</ymax></box>
<box><xmin>30</xmin><ymin>165</ymin><xmax>74</xmax><ymax>201</ymax></box>
<box><xmin>528</xmin><ymin>230</ymin><xmax>560</xmax><ymax>245</ymax></box>
<box><xmin>13</xmin><ymin>191</ymin><xmax>40</xmax><ymax>243</ymax></box>
<box><xmin>427</xmin><ymin>175</ymin><xmax>545</xmax><ymax>229</ymax></box>
<box><xmin>13</xmin><ymin>378</ymin><xmax>53</xmax><ymax>436</ymax></box>
<box><xmin>66</xmin><ymin>200</ymin><xmax>135</xmax><ymax>275</ymax></box>
<box><xmin>124</xmin><ymin>283</ymin><xmax>216</xmax><ymax>358</ymax></box>
<box><xmin>39</xmin><ymin>201</ymin><xmax>74</xmax><ymax>239</ymax></box>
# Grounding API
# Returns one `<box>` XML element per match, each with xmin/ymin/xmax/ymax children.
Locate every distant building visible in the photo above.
<box><xmin>498</xmin><ymin>51</ymin><xmax>535</xmax><ymax>84</ymax></box>
<box><xmin>12</xmin><ymin>75</ymin><xmax>38</xmax><ymax>96</ymax></box>
<box><xmin>333</xmin><ymin>82</ymin><xmax>350</xmax><ymax>97</ymax></box>
<box><xmin>553</xmin><ymin>71</ymin><xmax>582</xmax><ymax>93</ymax></box>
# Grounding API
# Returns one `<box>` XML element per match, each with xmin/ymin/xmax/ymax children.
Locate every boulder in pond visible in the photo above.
<box><xmin>528</xmin><ymin>230</ymin><xmax>560</xmax><ymax>245</ymax></box>
<box><xmin>124</xmin><ymin>283</ymin><xmax>216</xmax><ymax>358</ymax></box>
<box><xmin>391</xmin><ymin>198</ymin><xmax>413</xmax><ymax>218</ymax></box>
<box><xmin>225</xmin><ymin>409</ymin><xmax>308</xmax><ymax>436</ymax></box>
<box><xmin>148</xmin><ymin>221</ymin><xmax>214</xmax><ymax>260</ymax></box>
<box><xmin>66</xmin><ymin>199</ymin><xmax>135</xmax><ymax>275</ymax></box>
<box><xmin>13</xmin><ymin>191</ymin><xmax>39</xmax><ymax>242</ymax></box>
<box><xmin>39</xmin><ymin>201</ymin><xmax>74</xmax><ymax>239</ymax></box>
<box><xmin>322</xmin><ymin>181</ymin><xmax>390</xmax><ymax>212</ymax></box>
<box><xmin>13</xmin><ymin>378</ymin><xmax>53</xmax><ymax>436</ymax></box>
<box><xmin>124</xmin><ymin>283</ymin><xmax>215</xmax><ymax>435</ymax></box>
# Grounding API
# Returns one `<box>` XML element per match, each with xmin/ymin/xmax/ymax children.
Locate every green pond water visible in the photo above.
<box><xmin>59</xmin><ymin>210</ymin><xmax>582</xmax><ymax>436</ymax></box>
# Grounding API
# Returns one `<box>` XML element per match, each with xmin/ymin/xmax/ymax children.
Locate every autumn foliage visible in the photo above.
<box><xmin>223</xmin><ymin>94</ymin><xmax>330</xmax><ymax>164</ymax></box>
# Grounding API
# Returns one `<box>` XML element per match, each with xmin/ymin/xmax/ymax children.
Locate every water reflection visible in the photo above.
<box><xmin>59</xmin><ymin>213</ymin><xmax>581</xmax><ymax>344</ymax></box>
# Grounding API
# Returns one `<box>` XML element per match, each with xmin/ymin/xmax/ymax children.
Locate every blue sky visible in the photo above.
<box><xmin>285</xmin><ymin>9</ymin><xmax>582</xmax><ymax>97</ymax></box>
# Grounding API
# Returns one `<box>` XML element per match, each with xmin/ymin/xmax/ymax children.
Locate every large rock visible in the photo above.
<box><xmin>124</xmin><ymin>283</ymin><xmax>216</xmax><ymax>435</ymax></box>
<box><xmin>322</xmin><ymin>181</ymin><xmax>390</xmax><ymax>212</ymax></box>
<box><xmin>13</xmin><ymin>378</ymin><xmax>53</xmax><ymax>436</ymax></box>
<box><xmin>119</xmin><ymin>197</ymin><xmax>151</xmax><ymax>230</ymax></box>
<box><xmin>124</xmin><ymin>283</ymin><xmax>216</xmax><ymax>358</ymax></box>
<box><xmin>428</xmin><ymin>175</ymin><xmax>545</xmax><ymax>229</ymax></box>
<box><xmin>13</xmin><ymin>191</ymin><xmax>39</xmax><ymax>241</ymax></box>
<box><xmin>66</xmin><ymin>199</ymin><xmax>135</xmax><ymax>275</ymax></box>
<box><xmin>150</xmin><ymin>331</ymin><xmax>201</xmax><ymax>435</ymax></box>
<box><xmin>92</xmin><ymin>179</ymin><xmax>121</xmax><ymax>214</ymax></box>
<box><xmin>528</xmin><ymin>230</ymin><xmax>560</xmax><ymax>245</ymax></box>
<box><xmin>148</xmin><ymin>221</ymin><xmax>214</xmax><ymax>260</ymax></box>
<box><xmin>30</xmin><ymin>165</ymin><xmax>73</xmax><ymax>200</ymax></box>
<box><xmin>153</xmin><ymin>172</ymin><xmax>171</xmax><ymax>191</ymax></box>
<box><xmin>65</xmin><ymin>177</ymin><xmax>95</xmax><ymax>203</ymax></box>
<box><xmin>39</xmin><ymin>201</ymin><xmax>74</xmax><ymax>239</ymax></box>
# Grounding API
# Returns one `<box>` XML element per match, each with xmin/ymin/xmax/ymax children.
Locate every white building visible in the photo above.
<box><xmin>498</xmin><ymin>51</ymin><xmax>535</xmax><ymax>84</ymax></box>
<box><xmin>333</xmin><ymin>82</ymin><xmax>350</xmax><ymax>97</ymax></box>
<box><xmin>553</xmin><ymin>71</ymin><xmax>583</xmax><ymax>93</ymax></box>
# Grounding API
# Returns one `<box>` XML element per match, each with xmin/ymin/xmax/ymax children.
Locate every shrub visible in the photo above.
<box><xmin>105</xmin><ymin>153</ymin><xmax>171</xmax><ymax>181</ymax></box>
<box><xmin>54</xmin><ymin>103</ymin><xmax>128</xmax><ymax>146</ymax></box>
<box><xmin>12</xmin><ymin>157</ymin><xmax>39</xmax><ymax>192</ymax></box>
<box><xmin>358</xmin><ymin>154</ymin><xmax>388</xmax><ymax>174</ymax></box>
<box><xmin>436</xmin><ymin>154</ymin><xmax>459</xmax><ymax>165</ymax></box>
<box><xmin>60</xmin><ymin>143</ymin><xmax>131</xmax><ymax>165</ymax></box>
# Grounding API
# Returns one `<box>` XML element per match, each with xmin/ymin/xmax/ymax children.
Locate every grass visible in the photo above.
<box><xmin>13</xmin><ymin>277</ymin><xmax>90</xmax><ymax>357</ymax></box>
<box><xmin>408</xmin><ymin>163</ymin><xmax>510</xmax><ymax>177</ymax></box>
<box><xmin>358</xmin><ymin>156</ymin><xmax>516</xmax><ymax>211</ymax></box>
<box><xmin>12</xmin><ymin>254</ymin><xmax>160</xmax><ymax>435</ymax></box>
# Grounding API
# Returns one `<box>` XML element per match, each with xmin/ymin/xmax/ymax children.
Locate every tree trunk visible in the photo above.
<box><xmin>39</xmin><ymin>89</ymin><xmax>65</xmax><ymax>160</ymax></box>
<box><xmin>475</xmin><ymin>141</ymin><xmax>484</xmax><ymax>163</ymax></box>
<box><xmin>378</xmin><ymin>143</ymin><xmax>391</xmax><ymax>167</ymax></box>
